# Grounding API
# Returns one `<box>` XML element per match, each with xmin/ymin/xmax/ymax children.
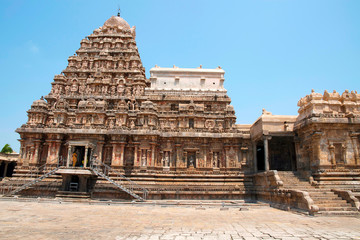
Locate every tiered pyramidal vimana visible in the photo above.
<box><xmin>3</xmin><ymin>15</ymin><xmax>360</xmax><ymax>215</ymax></box>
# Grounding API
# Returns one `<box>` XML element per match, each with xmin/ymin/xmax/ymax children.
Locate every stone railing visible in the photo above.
<box><xmin>254</xmin><ymin>170</ymin><xmax>319</xmax><ymax>215</ymax></box>
<box><xmin>332</xmin><ymin>189</ymin><xmax>360</xmax><ymax>211</ymax></box>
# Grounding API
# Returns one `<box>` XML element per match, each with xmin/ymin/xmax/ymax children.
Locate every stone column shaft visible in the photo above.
<box><xmin>66</xmin><ymin>145</ymin><xmax>72</xmax><ymax>167</ymax></box>
<box><xmin>264</xmin><ymin>137</ymin><xmax>270</xmax><ymax>171</ymax></box>
<box><xmin>84</xmin><ymin>146</ymin><xmax>89</xmax><ymax>167</ymax></box>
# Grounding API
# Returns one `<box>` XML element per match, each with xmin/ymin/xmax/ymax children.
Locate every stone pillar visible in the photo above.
<box><xmin>263</xmin><ymin>136</ymin><xmax>271</xmax><ymax>171</ymax></box>
<box><xmin>175</xmin><ymin>144</ymin><xmax>181</xmax><ymax>168</ymax></box>
<box><xmin>311</xmin><ymin>132</ymin><xmax>322</xmax><ymax>168</ymax></box>
<box><xmin>134</xmin><ymin>145</ymin><xmax>138</xmax><ymax>166</ymax></box>
<box><xmin>196</xmin><ymin>151</ymin><xmax>200</xmax><ymax>168</ymax></box>
<box><xmin>202</xmin><ymin>144</ymin><xmax>208</xmax><ymax>168</ymax></box>
<box><xmin>97</xmin><ymin>142</ymin><xmax>104</xmax><ymax>162</ymax></box>
<box><xmin>241</xmin><ymin>146</ymin><xmax>248</xmax><ymax>169</ymax></box>
<box><xmin>46</xmin><ymin>141</ymin><xmax>53</xmax><ymax>165</ymax></box>
<box><xmin>150</xmin><ymin>143</ymin><xmax>156</xmax><ymax>167</ymax></box>
<box><xmin>224</xmin><ymin>146</ymin><xmax>230</xmax><ymax>168</ymax></box>
<box><xmin>329</xmin><ymin>144</ymin><xmax>336</xmax><ymax>166</ymax></box>
<box><xmin>66</xmin><ymin>145</ymin><xmax>72</xmax><ymax>167</ymax></box>
<box><xmin>111</xmin><ymin>143</ymin><xmax>117</xmax><ymax>166</ymax></box>
<box><xmin>147</xmin><ymin>149</ymin><xmax>151</xmax><ymax>167</ymax></box>
<box><xmin>31</xmin><ymin>140</ymin><xmax>41</xmax><ymax>165</ymax></box>
<box><xmin>19</xmin><ymin>140</ymin><xmax>25</xmax><ymax>164</ymax></box>
<box><xmin>252</xmin><ymin>142</ymin><xmax>257</xmax><ymax>172</ymax></box>
<box><xmin>3</xmin><ymin>162</ymin><xmax>9</xmax><ymax>177</ymax></box>
<box><xmin>119</xmin><ymin>143</ymin><xmax>125</xmax><ymax>166</ymax></box>
<box><xmin>350</xmin><ymin>135</ymin><xmax>359</xmax><ymax>165</ymax></box>
<box><xmin>111</xmin><ymin>142</ymin><xmax>124</xmax><ymax>167</ymax></box>
<box><xmin>84</xmin><ymin>146</ymin><xmax>89</xmax><ymax>167</ymax></box>
<box><xmin>342</xmin><ymin>144</ymin><xmax>347</xmax><ymax>164</ymax></box>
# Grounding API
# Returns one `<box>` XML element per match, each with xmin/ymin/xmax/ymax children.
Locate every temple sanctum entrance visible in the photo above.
<box><xmin>255</xmin><ymin>136</ymin><xmax>296</xmax><ymax>172</ymax></box>
<box><xmin>66</xmin><ymin>141</ymin><xmax>95</xmax><ymax>168</ymax></box>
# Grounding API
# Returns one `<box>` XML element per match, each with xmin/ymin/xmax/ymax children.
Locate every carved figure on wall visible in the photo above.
<box><xmin>189</xmin><ymin>155</ymin><xmax>195</xmax><ymax>168</ymax></box>
<box><xmin>213</xmin><ymin>152</ymin><xmax>218</xmax><ymax>168</ymax></box>
<box><xmin>102</xmin><ymin>85</ymin><xmax>108</xmax><ymax>94</ymax></box>
<box><xmin>65</xmin><ymin>85</ymin><xmax>71</xmax><ymax>95</ymax></box>
<box><xmin>141</xmin><ymin>151</ymin><xmax>147</xmax><ymax>166</ymax></box>
<box><xmin>125</xmin><ymin>87</ymin><xmax>131</xmax><ymax>96</ymax></box>
<box><xmin>79</xmin><ymin>83</ymin><xmax>86</xmax><ymax>94</ymax></box>
<box><xmin>70</xmin><ymin>81</ymin><xmax>78</xmax><ymax>93</ymax></box>
<box><xmin>109</xmin><ymin>119</ymin><xmax>114</xmax><ymax>129</ymax></box>
<box><xmin>85</xmin><ymin>85</ymin><xmax>92</xmax><ymax>94</ymax></box>
<box><xmin>117</xmin><ymin>85</ymin><xmax>124</xmax><ymax>95</ymax></box>
<box><xmin>110</xmin><ymin>86</ymin><xmax>116</xmax><ymax>95</ymax></box>
<box><xmin>130</xmin><ymin>120</ymin><xmax>135</xmax><ymax>129</ymax></box>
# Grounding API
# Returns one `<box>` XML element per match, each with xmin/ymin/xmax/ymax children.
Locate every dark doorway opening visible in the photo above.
<box><xmin>72</xmin><ymin>146</ymin><xmax>85</xmax><ymax>167</ymax></box>
<box><xmin>187</xmin><ymin>152</ymin><xmax>196</xmax><ymax>168</ymax></box>
<box><xmin>269</xmin><ymin>136</ymin><xmax>297</xmax><ymax>171</ymax></box>
<box><xmin>0</xmin><ymin>161</ymin><xmax>16</xmax><ymax>178</ymax></box>
<box><xmin>69</xmin><ymin>175</ymin><xmax>80</xmax><ymax>191</ymax></box>
<box><xmin>189</xmin><ymin>118</ymin><xmax>194</xmax><ymax>129</ymax></box>
<box><xmin>256</xmin><ymin>144</ymin><xmax>265</xmax><ymax>171</ymax></box>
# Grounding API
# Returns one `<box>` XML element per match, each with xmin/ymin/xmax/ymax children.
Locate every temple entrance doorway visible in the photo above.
<box><xmin>72</xmin><ymin>146</ymin><xmax>85</xmax><ymax>167</ymax></box>
<box><xmin>69</xmin><ymin>175</ymin><xmax>80</xmax><ymax>191</ymax></box>
<box><xmin>256</xmin><ymin>145</ymin><xmax>265</xmax><ymax>171</ymax></box>
<box><xmin>269</xmin><ymin>136</ymin><xmax>296</xmax><ymax>171</ymax></box>
<box><xmin>71</xmin><ymin>146</ymin><xmax>92</xmax><ymax>167</ymax></box>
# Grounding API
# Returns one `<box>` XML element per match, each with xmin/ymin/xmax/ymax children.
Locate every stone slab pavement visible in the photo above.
<box><xmin>0</xmin><ymin>199</ymin><xmax>359</xmax><ymax>240</ymax></box>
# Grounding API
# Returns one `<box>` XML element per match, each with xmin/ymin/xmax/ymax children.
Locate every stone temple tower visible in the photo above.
<box><xmin>17</xmin><ymin>14</ymin><xmax>244</xmax><ymax>172</ymax></box>
<box><xmin>17</xmin><ymin>15</ymin><xmax>151</xmax><ymax>167</ymax></box>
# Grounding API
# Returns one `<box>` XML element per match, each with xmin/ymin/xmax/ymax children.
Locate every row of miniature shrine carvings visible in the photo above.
<box><xmin>67</xmin><ymin>59</ymin><xmax>142</xmax><ymax>70</ymax></box>
<box><xmin>50</xmin><ymin>83</ymin><xmax>144</xmax><ymax>96</ymax></box>
<box><xmin>100</xmin><ymin>146</ymin><xmax>247</xmax><ymax>169</ymax></box>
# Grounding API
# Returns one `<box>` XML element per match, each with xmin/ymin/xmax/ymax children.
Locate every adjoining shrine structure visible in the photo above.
<box><xmin>2</xmin><ymin>15</ymin><xmax>360</xmax><ymax>215</ymax></box>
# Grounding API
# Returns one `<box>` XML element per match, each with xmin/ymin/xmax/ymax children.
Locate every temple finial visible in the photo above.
<box><xmin>117</xmin><ymin>6</ymin><xmax>121</xmax><ymax>17</ymax></box>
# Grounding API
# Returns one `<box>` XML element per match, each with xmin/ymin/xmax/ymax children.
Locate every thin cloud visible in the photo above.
<box><xmin>27</xmin><ymin>40</ymin><xmax>39</xmax><ymax>54</ymax></box>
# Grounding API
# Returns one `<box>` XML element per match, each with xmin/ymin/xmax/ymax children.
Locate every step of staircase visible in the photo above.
<box><xmin>278</xmin><ymin>171</ymin><xmax>359</xmax><ymax>216</ymax></box>
<box><xmin>56</xmin><ymin>191</ymin><xmax>91</xmax><ymax>199</ymax></box>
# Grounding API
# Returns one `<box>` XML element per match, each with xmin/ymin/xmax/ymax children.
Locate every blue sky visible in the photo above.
<box><xmin>1</xmin><ymin>0</ymin><xmax>359</xmax><ymax>152</ymax></box>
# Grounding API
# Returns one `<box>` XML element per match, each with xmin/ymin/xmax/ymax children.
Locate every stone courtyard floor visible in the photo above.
<box><xmin>0</xmin><ymin>199</ymin><xmax>360</xmax><ymax>240</ymax></box>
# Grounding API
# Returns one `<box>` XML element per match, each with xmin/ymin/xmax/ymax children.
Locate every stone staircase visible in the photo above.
<box><xmin>0</xmin><ymin>165</ymin><xmax>62</xmax><ymax>197</ymax></box>
<box><xmin>277</xmin><ymin>171</ymin><xmax>359</xmax><ymax>216</ymax></box>
<box><xmin>56</xmin><ymin>191</ymin><xmax>91</xmax><ymax>200</ymax></box>
<box><xmin>91</xmin><ymin>171</ymin><xmax>253</xmax><ymax>200</ymax></box>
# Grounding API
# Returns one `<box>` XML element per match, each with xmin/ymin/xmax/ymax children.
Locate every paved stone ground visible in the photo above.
<box><xmin>0</xmin><ymin>200</ymin><xmax>360</xmax><ymax>240</ymax></box>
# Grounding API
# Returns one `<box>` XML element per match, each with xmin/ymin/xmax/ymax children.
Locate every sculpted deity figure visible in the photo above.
<box><xmin>85</xmin><ymin>85</ymin><xmax>92</xmax><ymax>94</ymax></box>
<box><xmin>82</xmin><ymin>61</ymin><xmax>88</xmax><ymax>69</ymax></box>
<box><xmin>117</xmin><ymin>85</ymin><xmax>124</xmax><ymax>95</ymax></box>
<box><xmin>65</xmin><ymin>85</ymin><xmax>71</xmax><ymax>95</ymax></box>
<box><xmin>102</xmin><ymin>85</ymin><xmax>108</xmax><ymax>94</ymax></box>
<box><xmin>165</xmin><ymin>153</ymin><xmax>169</xmax><ymax>167</ymax></box>
<box><xmin>106</xmin><ymin>61</ymin><xmax>112</xmax><ymax>69</ymax></box>
<box><xmin>109</xmin><ymin>119</ymin><xmax>114</xmax><ymax>129</ymax></box>
<box><xmin>125</xmin><ymin>87</ymin><xmax>131</xmax><ymax>96</ymax></box>
<box><xmin>189</xmin><ymin>155</ymin><xmax>195</xmax><ymax>168</ymax></box>
<box><xmin>142</xmin><ymin>151</ymin><xmax>147</xmax><ymax>166</ymax></box>
<box><xmin>79</xmin><ymin>83</ymin><xmax>86</xmax><ymax>94</ymax></box>
<box><xmin>213</xmin><ymin>153</ymin><xmax>218</xmax><ymax>168</ymax></box>
<box><xmin>134</xmin><ymin>86</ymin><xmax>141</xmax><ymax>96</ymax></box>
<box><xmin>130</xmin><ymin>120</ymin><xmax>135</xmax><ymax>129</ymax></box>
<box><xmin>70</xmin><ymin>81</ymin><xmax>78</xmax><ymax>93</ymax></box>
<box><xmin>110</xmin><ymin>85</ymin><xmax>116</xmax><ymax>95</ymax></box>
